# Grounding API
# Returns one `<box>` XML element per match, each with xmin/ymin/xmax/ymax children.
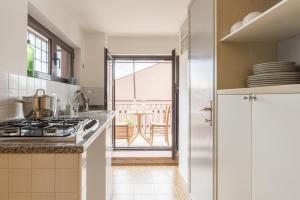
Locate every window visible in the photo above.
<box><xmin>56</xmin><ymin>45</ymin><xmax>73</xmax><ymax>79</ymax></box>
<box><xmin>27</xmin><ymin>28</ymin><xmax>49</xmax><ymax>73</ymax></box>
<box><xmin>27</xmin><ymin>15</ymin><xmax>75</xmax><ymax>83</ymax></box>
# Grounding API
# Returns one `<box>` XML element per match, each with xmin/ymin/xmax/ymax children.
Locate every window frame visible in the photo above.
<box><xmin>28</xmin><ymin>15</ymin><xmax>75</xmax><ymax>83</ymax></box>
<box><xmin>27</xmin><ymin>28</ymin><xmax>50</xmax><ymax>74</ymax></box>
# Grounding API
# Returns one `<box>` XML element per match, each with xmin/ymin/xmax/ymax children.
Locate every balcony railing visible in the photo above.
<box><xmin>115</xmin><ymin>100</ymin><xmax>172</xmax><ymax>133</ymax></box>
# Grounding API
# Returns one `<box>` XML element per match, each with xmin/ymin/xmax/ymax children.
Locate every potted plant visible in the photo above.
<box><xmin>124</xmin><ymin>117</ymin><xmax>135</xmax><ymax>137</ymax></box>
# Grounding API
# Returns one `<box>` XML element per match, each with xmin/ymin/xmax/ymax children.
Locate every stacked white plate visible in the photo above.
<box><xmin>248</xmin><ymin>61</ymin><xmax>300</xmax><ymax>87</ymax></box>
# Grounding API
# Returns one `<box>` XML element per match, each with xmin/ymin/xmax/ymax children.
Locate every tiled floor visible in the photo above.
<box><xmin>112</xmin><ymin>166</ymin><xmax>190</xmax><ymax>200</ymax></box>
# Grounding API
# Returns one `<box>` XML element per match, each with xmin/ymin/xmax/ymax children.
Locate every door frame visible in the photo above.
<box><xmin>172</xmin><ymin>50</ymin><xmax>180</xmax><ymax>160</ymax></box>
<box><xmin>104</xmin><ymin>48</ymin><xmax>115</xmax><ymax>111</ymax></box>
<box><xmin>104</xmin><ymin>54</ymin><xmax>179</xmax><ymax>155</ymax></box>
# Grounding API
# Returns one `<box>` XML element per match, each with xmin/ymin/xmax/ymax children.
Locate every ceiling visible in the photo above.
<box><xmin>43</xmin><ymin>0</ymin><xmax>190</xmax><ymax>36</ymax></box>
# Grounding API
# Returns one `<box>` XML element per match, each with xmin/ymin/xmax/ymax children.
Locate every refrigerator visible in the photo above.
<box><xmin>188</xmin><ymin>0</ymin><xmax>215</xmax><ymax>199</ymax></box>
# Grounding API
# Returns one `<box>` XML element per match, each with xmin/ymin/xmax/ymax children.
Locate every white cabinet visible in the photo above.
<box><xmin>218</xmin><ymin>93</ymin><xmax>300</xmax><ymax>200</ymax></box>
<box><xmin>252</xmin><ymin>94</ymin><xmax>300</xmax><ymax>200</ymax></box>
<box><xmin>218</xmin><ymin>95</ymin><xmax>252</xmax><ymax>200</ymax></box>
<box><xmin>106</xmin><ymin>122</ymin><xmax>113</xmax><ymax>200</ymax></box>
<box><xmin>86</xmin><ymin>129</ymin><xmax>107</xmax><ymax>200</ymax></box>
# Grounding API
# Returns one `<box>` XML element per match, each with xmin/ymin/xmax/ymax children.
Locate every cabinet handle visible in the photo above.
<box><xmin>205</xmin><ymin>118</ymin><xmax>212</xmax><ymax>123</ymax></box>
<box><xmin>249</xmin><ymin>94</ymin><xmax>257</xmax><ymax>101</ymax></box>
<box><xmin>201</xmin><ymin>107</ymin><xmax>212</xmax><ymax>111</ymax></box>
<box><xmin>243</xmin><ymin>96</ymin><xmax>249</xmax><ymax>100</ymax></box>
<box><xmin>244</xmin><ymin>95</ymin><xmax>257</xmax><ymax>101</ymax></box>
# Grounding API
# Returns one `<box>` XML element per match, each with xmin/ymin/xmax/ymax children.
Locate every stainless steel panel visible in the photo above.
<box><xmin>189</xmin><ymin>0</ymin><xmax>214</xmax><ymax>199</ymax></box>
<box><xmin>106</xmin><ymin>51</ymin><xmax>114</xmax><ymax>111</ymax></box>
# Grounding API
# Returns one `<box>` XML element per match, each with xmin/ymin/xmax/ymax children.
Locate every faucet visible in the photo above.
<box><xmin>74</xmin><ymin>90</ymin><xmax>91</xmax><ymax>112</ymax></box>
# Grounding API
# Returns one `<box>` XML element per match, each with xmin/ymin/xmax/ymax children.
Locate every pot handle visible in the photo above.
<box><xmin>16</xmin><ymin>99</ymin><xmax>32</xmax><ymax>103</ymax></box>
<box><xmin>36</xmin><ymin>89</ymin><xmax>46</xmax><ymax>96</ymax></box>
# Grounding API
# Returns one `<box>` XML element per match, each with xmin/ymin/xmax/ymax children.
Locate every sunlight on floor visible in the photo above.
<box><xmin>112</xmin><ymin>150</ymin><xmax>172</xmax><ymax>158</ymax></box>
<box><xmin>112</xmin><ymin>166</ymin><xmax>190</xmax><ymax>200</ymax></box>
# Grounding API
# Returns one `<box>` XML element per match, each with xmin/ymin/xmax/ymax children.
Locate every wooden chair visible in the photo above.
<box><xmin>150</xmin><ymin>105</ymin><xmax>171</xmax><ymax>145</ymax></box>
<box><xmin>115</xmin><ymin>122</ymin><xmax>130</xmax><ymax>143</ymax></box>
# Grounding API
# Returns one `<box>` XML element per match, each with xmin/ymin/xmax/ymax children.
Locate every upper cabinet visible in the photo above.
<box><xmin>221</xmin><ymin>0</ymin><xmax>300</xmax><ymax>42</ymax></box>
<box><xmin>216</xmin><ymin>0</ymin><xmax>300</xmax><ymax>90</ymax></box>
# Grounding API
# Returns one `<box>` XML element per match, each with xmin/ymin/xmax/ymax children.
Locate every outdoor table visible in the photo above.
<box><xmin>127</xmin><ymin>110</ymin><xmax>153</xmax><ymax>144</ymax></box>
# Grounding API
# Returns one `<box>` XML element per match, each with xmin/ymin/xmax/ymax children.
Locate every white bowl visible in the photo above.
<box><xmin>230</xmin><ymin>21</ymin><xmax>243</xmax><ymax>33</ymax></box>
<box><xmin>243</xmin><ymin>11</ymin><xmax>261</xmax><ymax>25</ymax></box>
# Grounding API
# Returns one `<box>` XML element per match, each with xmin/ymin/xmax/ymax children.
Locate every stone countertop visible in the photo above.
<box><xmin>0</xmin><ymin>111</ymin><xmax>116</xmax><ymax>154</ymax></box>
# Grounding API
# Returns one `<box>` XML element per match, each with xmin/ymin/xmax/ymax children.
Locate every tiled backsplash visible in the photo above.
<box><xmin>0</xmin><ymin>73</ymin><xmax>80</xmax><ymax>121</ymax></box>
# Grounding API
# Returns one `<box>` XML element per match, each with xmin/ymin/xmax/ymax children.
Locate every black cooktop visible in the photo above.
<box><xmin>0</xmin><ymin>117</ymin><xmax>89</xmax><ymax>137</ymax></box>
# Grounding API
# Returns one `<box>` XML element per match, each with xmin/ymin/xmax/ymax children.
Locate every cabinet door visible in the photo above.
<box><xmin>218</xmin><ymin>95</ymin><xmax>252</xmax><ymax>200</ymax></box>
<box><xmin>106</xmin><ymin>122</ymin><xmax>113</xmax><ymax>200</ymax></box>
<box><xmin>252</xmin><ymin>94</ymin><xmax>300</xmax><ymax>200</ymax></box>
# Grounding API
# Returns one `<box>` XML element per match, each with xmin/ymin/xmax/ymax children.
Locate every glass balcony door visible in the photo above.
<box><xmin>113</xmin><ymin>57</ymin><xmax>173</xmax><ymax>149</ymax></box>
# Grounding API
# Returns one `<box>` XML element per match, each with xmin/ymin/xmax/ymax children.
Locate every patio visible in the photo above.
<box><xmin>115</xmin><ymin>100</ymin><xmax>172</xmax><ymax>147</ymax></box>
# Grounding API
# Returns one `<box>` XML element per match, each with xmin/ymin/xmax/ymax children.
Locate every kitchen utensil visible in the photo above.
<box><xmin>230</xmin><ymin>21</ymin><xmax>243</xmax><ymax>33</ymax></box>
<box><xmin>16</xmin><ymin>89</ymin><xmax>57</xmax><ymax>119</ymax></box>
<box><xmin>243</xmin><ymin>12</ymin><xmax>261</xmax><ymax>25</ymax></box>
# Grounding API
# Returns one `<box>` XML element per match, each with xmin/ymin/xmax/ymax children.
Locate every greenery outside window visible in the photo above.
<box><xmin>27</xmin><ymin>15</ymin><xmax>75</xmax><ymax>83</ymax></box>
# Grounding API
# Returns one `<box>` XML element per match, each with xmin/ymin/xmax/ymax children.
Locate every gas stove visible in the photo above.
<box><xmin>0</xmin><ymin>117</ymin><xmax>100</xmax><ymax>142</ymax></box>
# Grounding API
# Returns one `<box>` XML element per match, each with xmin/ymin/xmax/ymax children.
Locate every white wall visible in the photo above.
<box><xmin>82</xmin><ymin>33</ymin><xmax>107</xmax><ymax>88</ymax></box>
<box><xmin>28</xmin><ymin>0</ymin><xmax>83</xmax><ymax>48</ymax></box>
<box><xmin>178</xmin><ymin>51</ymin><xmax>190</xmax><ymax>185</ymax></box>
<box><xmin>107</xmin><ymin>36</ymin><xmax>179</xmax><ymax>55</ymax></box>
<box><xmin>278</xmin><ymin>34</ymin><xmax>300</xmax><ymax>65</ymax></box>
<box><xmin>0</xmin><ymin>0</ymin><xmax>28</xmax><ymax>75</ymax></box>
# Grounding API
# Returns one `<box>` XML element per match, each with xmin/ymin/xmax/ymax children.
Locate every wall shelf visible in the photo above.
<box><xmin>221</xmin><ymin>0</ymin><xmax>300</xmax><ymax>42</ymax></box>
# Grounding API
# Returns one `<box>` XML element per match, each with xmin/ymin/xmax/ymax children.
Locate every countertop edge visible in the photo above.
<box><xmin>0</xmin><ymin>145</ymin><xmax>84</xmax><ymax>154</ymax></box>
<box><xmin>81</xmin><ymin>112</ymin><xmax>115</xmax><ymax>150</ymax></box>
<box><xmin>217</xmin><ymin>84</ymin><xmax>300</xmax><ymax>95</ymax></box>
<box><xmin>0</xmin><ymin>111</ymin><xmax>116</xmax><ymax>154</ymax></box>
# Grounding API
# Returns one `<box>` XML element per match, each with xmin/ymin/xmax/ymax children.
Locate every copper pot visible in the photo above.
<box><xmin>16</xmin><ymin>89</ymin><xmax>57</xmax><ymax>119</ymax></box>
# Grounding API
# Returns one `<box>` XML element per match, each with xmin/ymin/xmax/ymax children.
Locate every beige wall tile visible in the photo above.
<box><xmin>8</xmin><ymin>155</ymin><xmax>31</xmax><ymax>169</ymax></box>
<box><xmin>32</xmin><ymin>169</ymin><xmax>55</xmax><ymax>192</ymax></box>
<box><xmin>32</xmin><ymin>154</ymin><xmax>55</xmax><ymax>169</ymax></box>
<box><xmin>55</xmin><ymin>169</ymin><xmax>78</xmax><ymax>193</ymax></box>
<box><xmin>55</xmin><ymin>193</ymin><xmax>78</xmax><ymax>200</ymax></box>
<box><xmin>31</xmin><ymin>193</ymin><xmax>55</xmax><ymax>200</ymax></box>
<box><xmin>9</xmin><ymin>169</ymin><xmax>31</xmax><ymax>192</ymax></box>
<box><xmin>0</xmin><ymin>170</ymin><xmax>8</xmax><ymax>193</ymax></box>
<box><xmin>0</xmin><ymin>193</ymin><xmax>8</xmax><ymax>200</ymax></box>
<box><xmin>9</xmin><ymin>193</ymin><xmax>31</xmax><ymax>200</ymax></box>
<box><xmin>0</xmin><ymin>155</ymin><xmax>8</xmax><ymax>169</ymax></box>
<box><xmin>56</xmin><ymin>154</ymin><xmax>79</xmax><ymax>169</ymax></box>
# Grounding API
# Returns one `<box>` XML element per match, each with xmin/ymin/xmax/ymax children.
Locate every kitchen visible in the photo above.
<box><xmin>1</xmin><ymin>0</ymin><xmax>300</xmax><ymax>200</ymax></box>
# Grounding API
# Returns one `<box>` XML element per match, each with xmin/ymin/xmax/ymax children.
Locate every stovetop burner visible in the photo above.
<box><xmin>0</xmin><ymin>117</ymin><xmax>94</xmax><ymax>141</ymax></box>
